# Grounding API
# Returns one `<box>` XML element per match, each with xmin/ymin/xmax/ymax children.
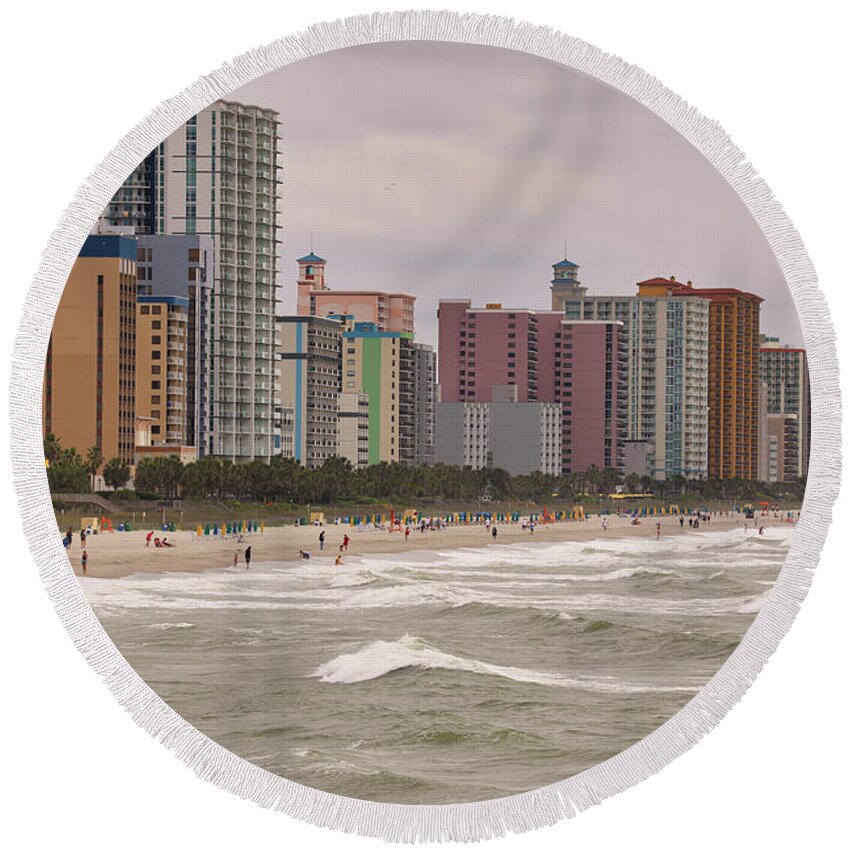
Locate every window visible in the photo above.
<box><xmin>151</xmin><ymin>425</ymin><xmax>160</xmax><ymax>435</ymax></box>
<box><xmin>140</xmin><ymin>306</ymin><xmax>150</xmax><ymax>315</ymax></box>
<box><xmin>151</xmin><ymin>410</ymin><xmax>161</xmax><ymax>418</ymax></box>
<box><xmin>152</xmin><ymin>351</ymin><xmax>161</xmax><ymax>360</ymax></box>
<box><xmin>188</xmin><ymin>267</ymin><xmax>197</xmax><ymax>281</ymax></box>
<box><xmin>151</xmin><ymin>395</ymin><xmax>161</xmax><ymax>405</ymax></box>
<box><xmin>151</xmin><ymin>336</ymin><xmax>161</xmax><ymax>345</ymax></box>
<box><xmin>188</xmin><ymin>248</ymin><xmax>200</xmax><ymax>262</ymax></box>
<box><xmin>151</xmin><ymin>381</ymin><xmax>160</xmax><ymax>389</ymax></box>
<box><xmin>152</xmin><ymin>306</ymin><xmax>162</xmax><ymax>314</ymax></box>
<box><xmin>151</xmin><ymin>366</ymin><xmax>161</xmax><ymax>375</ymax></box>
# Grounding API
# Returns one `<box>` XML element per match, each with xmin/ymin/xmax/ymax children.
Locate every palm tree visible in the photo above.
<box><xmin>43</xmin><ymin>433</ymin><xmax>62</xmax><ymax>464</ymax></box>
<box><xmin>86</xmin><ymin>445</ymin><xmax>103</xmax><ymax>490</ymax></box>
<box><xmin>102</xmin><ymin>457</ymin><xmax>130</xmax><ymax>491</ymax></box>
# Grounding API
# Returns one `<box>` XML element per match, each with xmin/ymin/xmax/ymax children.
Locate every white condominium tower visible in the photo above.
<box><xmin>560</xmin><ymin>278</ymin><xmax>710</xmax><ymax>481</ymax></box>
<box><xmin>105</xmin><ymin>99</ymin><xmax>282</xmax><ymax>462</ymax></box>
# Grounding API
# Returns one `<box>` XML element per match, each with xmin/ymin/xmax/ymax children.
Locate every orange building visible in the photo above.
<box><xmin>43</xmin><ymin>235</ymin><xmax>137</xmax><ymax>466</ymax></box>
<box><xmin>660</xmin><ymin>278</ymin><xmax>763</xmax><ymax>479</ymax></box>
<box><xmin>295</xmin><ymin>253</ymin><xmax>415</xmax><ymax>332</ymax></box>
<box><xmin>135</xmin><ymin>295</ymin><xmax>194</xmax><ymax>454</ymax></box>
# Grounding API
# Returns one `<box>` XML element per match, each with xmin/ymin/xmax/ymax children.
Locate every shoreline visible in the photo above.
<box><xmin>66</xmin><ymin>512</ymin><xmax>793</xmax><ymax>580</ymax></box>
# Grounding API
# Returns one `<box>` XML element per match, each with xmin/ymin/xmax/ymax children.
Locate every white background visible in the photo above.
<box><xmin>1</xmin><ymin>2</ymin><xmax>847</xmax><ymax>847</ymax></box>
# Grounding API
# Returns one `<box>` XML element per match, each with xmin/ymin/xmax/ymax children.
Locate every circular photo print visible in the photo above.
<box><xmin>40</xmin><ymin>32</ymin><xmax>814</xmax><ymax>813</ymax></box>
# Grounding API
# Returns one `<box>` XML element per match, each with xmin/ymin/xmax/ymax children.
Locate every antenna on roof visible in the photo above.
<box><xmin>310</xmin><ymin>229</ymin><xmax>314</xmax><ymax>253</ymax></box>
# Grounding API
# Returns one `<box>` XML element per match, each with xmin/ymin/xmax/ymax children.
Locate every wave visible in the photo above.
<box><xmin>312</xmin><ymin>634</ymin><xmax>699</xmax><ymax>694</ymax></box>
<box><xmin>144</xmin><ymin>622</ymin><xmax>195</xmax><ymax>630</ymax></box>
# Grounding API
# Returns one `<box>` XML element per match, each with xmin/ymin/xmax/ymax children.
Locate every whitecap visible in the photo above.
<box><xmin>312</xmin><ymin>634</ymin><xmax>699</xmax><ymax>694</ymax></box>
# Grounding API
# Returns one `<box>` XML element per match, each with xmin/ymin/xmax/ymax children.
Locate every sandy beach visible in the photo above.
<box><xmin>62</xmin><ymin>512</ymin><xmax>787</xmax><ymax>578</ymax></box>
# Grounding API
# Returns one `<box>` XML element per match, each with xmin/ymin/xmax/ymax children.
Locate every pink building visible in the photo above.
<box><xmin>296</xmin><ymin>253</ymin><xmax>415</xmax><ymax>333</ymax></box>
<box><xmin>437</xmin><ymin>299</ymin><xmax>626</xmax><ymax>473</ymax></box>
<box><xmin>436</xmin><ymin>301</ymin><xmax>543</xmax><ymax>403</ymax></box>
<box><xmin>559</xmin><ymin>320</ymin><xmax>627</xmax><ymax>474</ymax></box>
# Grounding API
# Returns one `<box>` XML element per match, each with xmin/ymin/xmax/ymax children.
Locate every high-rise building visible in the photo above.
<box><xmin>43</xmin><ymin>235</ymin><xmax>137</xmax><ymax>466</ymax></box>
<box><xmin>101</xmin><ymin>156</ymin><xmax>157</xmax><ymax>235</ymax></box>
<box><xmin>341</xmin><ymin>322</ymin><xmax>415</xmax><ymax>465</ymax></box>
<box><xmin>562</xmin><ymin>280</ymin><xmax>710</xmax><ymax>480</ymax></box>
<box><xmin>435</xmin><ymin>387</ymin><xmax>562</xmax><ymax>475</ymax></box>
<box><xmin>437</xmin><ymin>301</ymin><xmax>542</xmax><ymax>403</ymax></box>
<box><xmin>668</xmin><ymin>282</ymin><xmax>762</xmax><ymax>479</ymax></box>
<box><xmin>296</xmin><ymin>254</ymin><xmax>415</xmax><ymax>332</ymax></box>
<box><xmin>412</xmin><ymin>343</ymin><xmax>437</xmax><ymax>466</ymax></box>
<box><xmin>273</xmin><ymin>405</ymin><xmax>295</xmax><ymax>459</ymax></box>
<box><xmin>338</xmin><ymin>392</ymin><xmax>370</xmax><ymax>469</ymax></box>
<box><xmin>438</xmin><ymin>301</ymin><xmax>627</xmax><ymax>475</ymax></box>
<box><xmin>105</xmin><ymin>100</ymin><xmax>282</xmax><ymax>462</ymax></box>
<box><xmin>557</xmin><ymin>320</ymin><xmax>627</xmax><ymax>474</ymax></box>
<box><xmin>759</xmin><ymin>337</ymin><xmax>809</xmax><ymax>481</ymax></box>
<box><xmin>135</xmin><ymin>235</ymin><xmax>213</xmax><ymax>454</ymax></box>
<box><xmin>276</xmin><ymin>316</ymin><xmax>342</xmax><ymax>468</ymax></box>
<box><xmin>135</xmin><ymin>295</ymin><xmax>193</xmax><ymax>455</ymax></box>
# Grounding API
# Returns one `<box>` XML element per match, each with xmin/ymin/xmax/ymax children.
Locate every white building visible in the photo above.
<box><xmin>105</xmin><ymin>100</ymin><xmax>282</xmax><ymax>462</ymax></box>
<box><xmin>562</xmin><ymin>287</ymin><xmax>710</xmax><ymax>480</ymax></box>
<box><xmin>436</xmin><ymin>387</ymin><xmax>562</xmax><ymax>475</ymax></box>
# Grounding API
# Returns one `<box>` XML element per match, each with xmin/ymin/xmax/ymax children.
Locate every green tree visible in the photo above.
<box><xmin>86</xmin><ymin>445</ymin><xmax>103</xmax><ymax>490</ymax></box>
<box><xmin>43</xmin><ymin>433</ymin><xmax>63</xmax><ymax>464</ymax></box>
<box><xmin>102</xmin><ymin>457</ymin><xmax>130</xmax><ymax>491</ymax></box>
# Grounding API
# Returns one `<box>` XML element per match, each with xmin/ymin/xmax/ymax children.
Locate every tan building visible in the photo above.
<box><xmin>43</xmin><ymin>235</ymin><xmax>137</xmax><ymax>466</ymax></box>
<box><xmin>136</xmin><ymin>444</ymin><xmax>197</xmax><ymax>465</ymax></box>
<box><xmin>276</xmin><ymin>315</ymin><xmax>342</xmax><ymax>468</ymax></box>
<box><xmin>338</xmin><ymin>392</ymin><xmax>369</xmax><ymax>469</ymax></box>
<box><xmin>135</xmin><ymin>295</ymin><xmax>191</xmax><ymax>449</ymax></box>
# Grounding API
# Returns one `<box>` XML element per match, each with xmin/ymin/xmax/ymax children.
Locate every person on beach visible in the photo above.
<box><xmin>602</xmin><ymin>517</ymin><xmax>608</xmax><ymax>532</ymax></box>
<box><xmin>679</xmin><ymin>515</ymin><xmax>685</xmax><ymax>528</ymax></box>
<box><xmin>335</xmin><ymin>554</ymin><xmax>344</xmax><ymax>566</ymax></box>
<box><xmin>244</xmin><ymin>546</ymin><xmax>252</xmax><ymax>569</ymax></box>
<box><xmin>145</xmin><ymin>530</ymin><xmax>153</xmax><ymax>548</ymax></box>
<box><xmin>491</xmin><ymin>525</ymin><xmax>498</xmax><ymax>539</ymax></box>
<box><xmin>299</xmin><ymin>549</ymin><xmax>311</xmax><ymax>560</ymax></box>
<box><xmin>319</xmin><ymin>530</ymin><xmax>325</xmax><ymax>551</ymax></box>
<box><xmin>80</xmin><ymin>529</ymin><xmax>87</xmax><ymax>548</ymax></box>
<box><xmin>405</xmin><ymin>526</ymin><xmax>410</xmax><ymax>542</ymax></box>
<box><xmin>342</xmin><ymin>534</ymin><xmax>350</xmax><ymax>552</ymax></box>
<box><xmin>232</xmin><ymin>551</ymin><xmax>239</xmax><ymax>568</ymax></box>
<box><xmin>81</xmin><ymin>549</ymin><xmax>88</xmax><ymax>575</ymax></box>
<box><xmin>656</xmin><ymin>521</ymin><xmax>662</xmax><ymax>539</ymax></box>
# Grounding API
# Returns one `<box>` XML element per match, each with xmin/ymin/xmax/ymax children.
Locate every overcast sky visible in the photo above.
<box><xmin>231</xmin><ymin>41</ymin><xmax>802</xmax><ymax>348</ymax></box>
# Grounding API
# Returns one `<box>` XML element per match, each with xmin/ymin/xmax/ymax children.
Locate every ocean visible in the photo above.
<box><xmin>81</xmin><ymin>525</ymin><xmax>789</xmax><ymax>804</ymax></box>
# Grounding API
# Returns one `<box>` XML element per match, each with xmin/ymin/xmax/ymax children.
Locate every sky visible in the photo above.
<box><xmin>231</xmin><ymin>41</ymin><xmax>802</xmax><ymax>348</ymax></box>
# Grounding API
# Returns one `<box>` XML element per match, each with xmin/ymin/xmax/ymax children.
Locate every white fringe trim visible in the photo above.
<box><xmin>8</xmin><ymin>9</ymin><xmax>841</xmax><ymax>843</ymax></box>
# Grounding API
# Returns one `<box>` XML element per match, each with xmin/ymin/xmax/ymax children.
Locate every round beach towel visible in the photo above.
<box><xmin>9</xmin><ymin>10</ymin><xmax>840</xmax><ymax>843</ymax></box>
